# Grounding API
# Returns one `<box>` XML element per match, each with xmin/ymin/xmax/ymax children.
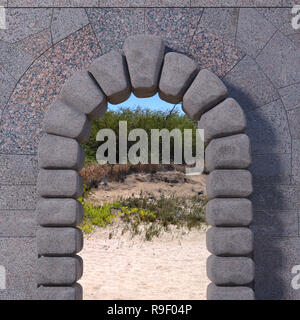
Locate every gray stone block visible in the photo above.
<box><xmin>37</xmin><ymin>284</ymin><xmax>83</xmax><ymax>300</ymax></box>
<box><xmin>205</xmin><ymin>134</ymin><xmax>251</xmax><ymax>172</ymax></box>
<box><xmin>37</xmin><ymin>198</ymin><xmax>83</xmax><ymax>227</ymax></box>
<box><xmin>206</xmin><ymin>227</ymin><xmax>253</xmax><ymax>256</ymax></box>
<box><xmin>206</xmin><ymin>198</ymin><xmax>253</xmax><ymax>227</ymax></box>
<box><xmin>182</xmin><ymin>69</ymin><xmax>228</xmax><ymax>120</ymax></box>
<box><xmin>37</xmin><ymin>256</ymin><xmax>83</xmax><ymax>285</ymax></box>
<box><xmin>0</xmin><ymin>210</ymin><xmax>37</xmax><ymax>237</ymax></box>
<box><xmin>0</xmin><ymin>155</ymin><xmax>39</xmax><ymax>184</ymax></box>
<box><xmin>158</xmin><ymin>52</ymin><xmax>198</xmax><ymax>104</ymax></box>
<box><xmin>0</xmin><ymin>185</ymin><xmax>37</xmax><ymax>210</ymax></box>
<box><xmin>89</xmin><ymin>51</ymin><xmax>131</xmax><ymax>104</ymax></box>
<box><xmin>43</xmin><ymin>99</ymin><xmax>91</xmax><ymax>143</ymax></box>
<box><xmin>123</xmin><ymin>34</ymin><xmax>165</xmax><ymax>98</ymax></box>
<box><xmin>207</xmin><ymin>283</ymin><xmax>255</xmax><ymax>300</ymax></box>
<box><xmin>206</xmin><ymin>170</ymin><xmax>253</xmax><ymax>199</ymax></box>
<box><xmin>60</xmin><ymin>70</ymin><xmax>108</xmax><ymax>120</ymax></box>
<box><xmin>37</xmin><ymin>227</ymin><xmax>83</xmax><ymax>256</ymax></box>
<box><xmin>207</xmin><ymin>255</ymin><xmax>255</xmax><ymax>285</ymax></box>
<box><xmin>37</xmin><ymin>170</ymin><xmax>83</xmax><ymax>199</ymax></box>
<box><xmin>38</xmin><ymin>134</ymin><xmax>85</xmax><ymax>171</ymax></box>
<box><xmin>198</xmin><ymin>98</ymin><xmax>246</xmax><ymax>144</ymax></box>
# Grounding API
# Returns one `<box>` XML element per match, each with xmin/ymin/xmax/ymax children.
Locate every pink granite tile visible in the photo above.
<box><xmin>190</xmin><ymin>30</ymin><xmax>244</xmax><ymax>77</ymax></box>
<box><xmin>16</xmin><ymin>29</ymin><xmax>52</xmax><ymax>59</ymax></box>
<box><xmin>0</xmin><ymin>24</ymin><xmax>102</xmax><ymax>154</ymax></box>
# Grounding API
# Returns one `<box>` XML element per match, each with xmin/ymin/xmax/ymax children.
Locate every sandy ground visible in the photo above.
<box><xmin>79</xmin><ymin>171</ymin><xmax>209</xmax><ymax>300</ymax></box>
<box><xmin>78</xmin><ymin>225</ymin><xmax>210</xmax><ymax>300</ymax></box>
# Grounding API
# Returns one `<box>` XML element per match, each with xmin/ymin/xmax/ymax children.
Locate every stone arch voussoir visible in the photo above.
<box><xmin>36</xmin><ymin>34</ymin><xmax>255</xmax><ymax>300</ymax></box>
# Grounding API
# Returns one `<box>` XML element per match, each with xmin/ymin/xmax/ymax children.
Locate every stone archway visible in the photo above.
<box><xmin>35</xmin><ymin>34</ymin><xmax>254</xmax><ymax>300</ymax></box>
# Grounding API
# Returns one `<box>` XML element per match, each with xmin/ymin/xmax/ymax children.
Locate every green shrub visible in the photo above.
<box><xmin>82</xmin><ymin>107</ymin><xmax>198</xmax><ymax>164</ymax></box>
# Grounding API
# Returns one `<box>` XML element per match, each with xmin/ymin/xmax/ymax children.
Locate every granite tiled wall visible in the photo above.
<box><xmin>0</xmin><ymin>1</ymin><xmax>299</xmax><ymax>299</ymax></box>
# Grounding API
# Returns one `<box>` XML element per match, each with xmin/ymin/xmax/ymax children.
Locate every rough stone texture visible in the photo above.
<box><xmin>182</xmin><ymin>69</ymin><xmax>228</xmax><ymax>120</ymax></box>
<box><xmin>206</xmin><ymin>198</ymin><xmax>253</xmax><ymax>227</ymax></box>
<box><xmin>205</xmin><ymin>134</ymin><xmax>251</xmax><ymax>172</ymax></box>
<box><xmin>86</xmin><ymin>8</ymin><xmax>145</xmax><ymax>54</ymax></box>
<box><xmin>207</xmin><ymin>283</ymin><xmax>255</xmax><ymax>300</ymax></box>
<box><xmin>37</xmin><ymin>170</ymin><xmax>83</xmax><ymax>199</ymax></box>
<box><xmin>0</xmin><ymin>41</ymin><xmax>33</xmax><ymax>80</ymax></box>
<box><xmin>0</xmin><ymin>210</ymin><xmax>36</xmax><ymax>237</ymax></box>
<box><xmin>158</xmin><ymin>52</ymin><xmax>198</xmax><ymax>104</ymax></box>
<box><xmin>37</xmin><ymin>284</ymin><xmax>83</xmax><ymax>300</ymax></box>
<box><xmin>0</xmin><ymin>185</ymin><xmax>37</xmax><ymax>210</ymax></box>
<box><xmin>198</xmin><ymin>8</ymin><xmax>239</xmax><ymax>43</ymax></box>
<box><xmin>123</xmin><ymin>35</ymin><xmax>165</xmax><ymax>98</ymax></box>
<box><xmin>206</xmin><ymin>227</ymin><xmax>253</xmax><ymax>256</ymax></box>
<box><xmin>51</xmin><ymin>8</ymin><xmax>89</xmax><ymax>44</ymax></box>
<box><xmin>37</xmin><ymin>227</ymin><xmax>83</xmax><ymax>256</ymax></box>
<box><xmin>279</xmin><ymin>82</ymin><xmax>300</xmax><ymax>111</ymax></box>
<box><xmin>246</xmin><ymin>99</ymin><xmax>291</xmax><ymax>155</ymax></box>
<box><xmin>0</xmin><ymin>238</ymin><xmax>37</xmax><ymax>300</ymax></box>
<box><xmin>250</xmin><ymin>153</ymin><xmax>292</xmax><ymax>185</ymax></box>
<box><xmin>206</xmin><ymin>170</ymin><xmax>253</xmax><ymax>199</ymax></box>
<box><xmin>38</xmin><ymin>134</ymin><xmax>85</xmax><ymax>171</ymax></box>
<box><xmin>252</xmin><ymin>210</ymin><xmax>298</xmax><ymax>237</ymax></box>
<box><xmin>198</xmin><ymin>98</ymin><xmax>246</xmax><ymax>144</ymax></box>
<box><xmin>60</xmin><ymin>70</ymin><xmax>108</xmax><ymax>120</ymax></box>
<box><xmin>0</xmin><ymin>155</ymin><xmax>38</xmax><ymax>184</ymax></box>
<box><xmin>37</xmin><ymin>198</ymin><xmax>83</xmax><ymax>227</ymax></box>
<box><xmin>0</xmin><ymin>8</ymin><xmax>52</xmax><ymax>42</ymax></box>
<box><xmin>223</xmin><ymin>55</ymin><xmax>279</xmax><ymax>111</ymax></box>
<box><xmin>89</xmin><ymin>51</ymin><xmax>131</xmax><ymax>104</ymax></box>
<box><xmin>37</xmin><ymin>256</ymin><xmax>83</xmax><ymax>285</ymax></box>
<box><xmin>43</xmin><ymin>99</ymin><xmax>91</xmax><ymax>143</ymax></box>
<box><xmin>0</xmin><ymin>66</ymin><xmax>17</xmax><ymax>113</ymax></box>
<box><xmin>236</xmin><ymin>8</ymin><xmax>276</xmax><ymax>58</ymax></box>
<box><xmin>207</xmin><ymin>255</ymin><xmax>255</xmax><ymax>285</ymax></box>
<box><xmin>287</xmin><ymin>108</ymin><xmax>300</xmax><ymax>139</ymax></box>
<box><xmin>256</xmin><ymin>31</ymin><xmax>300</xmax><ymax>88</ymax></box>
<box><xmin>292</xmin><ymin>139</ymin><xmax>300</xmax><ymax>184</ymax></box>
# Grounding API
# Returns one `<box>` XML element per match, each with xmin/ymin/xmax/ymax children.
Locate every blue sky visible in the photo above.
<box><xmin>108</xmin><ymin>93</ymin><xmax>184</xmax><ymax>114</ymax></box>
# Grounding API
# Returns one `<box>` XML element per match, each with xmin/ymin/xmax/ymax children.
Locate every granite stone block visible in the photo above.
<box><xmin>207</xmin><ymin>255</ymin><xmax>255</xmax><ymax>286</ymax></box>
<box><xmin>89</xmin><ymin>51</ymin><xmax>131</xmax><ymax>104</ymax></box>
<box><xmin>292</xmin><ymin>139</ymin><xmax>300</xmax><ymax>184</ymax></box>
<box><xmin>206</xmin><ymin>170</ymin><xmax>253</xmax><ymax>199</ymax></box>
<box><xmin>206</xmin><ymin>198</ymin><xmax>253</xmax><ymax>227</ymax></box>
<box><xmin>206</xmin><ymin>227</ymin><xmax>253</xmax><ymax>256</ymax></box>
<box><xmin>207</xmin><ymin>283</ymin><xmax>254</xmax><ymax>300</ymax></box>
<box><xmin>158</xmin><ymin>52</ymin><xmax>198</xmax><ymax>104</ymax></box>
<box><xmin>182</xmin><ymin>69</ymin><xmax>228</xmax><ymax>120</ymax></box>
<box><xmin>37</xmin><ymin>256</ymin><xmax>83</xmax><ymax>285</ymax></box>
<box><xmin>37</xmin><ymin>284</ymin><xmax>82</xmax><ymax>300</ymax></box>
<box><xmin>37</xmin><ymin>227</ymin><xmax>83</xmax><ymax>256</ymax></box>
<box><xmin>37</xmin><ymin>198</ymin><xmax>83</xmax><ymax>227</ymax></box>
<box><xmin>279</xmin><ymin>82</ymin><xmax>300</xmax><ymax>111</ymax></box>
<box><xmin>123</xmin><ymin>35</ymin><xmax>165</xmax><ymax>98</ymax></box>
<box><xmin>37</xmin><ymin>169</ymin><xmax>83</xmax><ymax>199</ymax></box>
<box><xmin>38</xmin><ymin>134</ymin><xmax>85</xmax><ymax>171</ymax></box>
<box><xmin>60</xmin><ymin>70</ymin><xmax>108</xmax><ymax>120</ymax></box>
<box><xmin>198</xmin><ymin>98</ymin><xmax>246</xmax><ymax>144</ymax></box>
<box><xmin>43</xmin><ymin>99</ymin><xmax>91</xmax><ymax>143</ymax></box>
<box><xmin>205</xmin><ymin>134</ymin><xmax>251</xmax><ymax>172</ymax></box>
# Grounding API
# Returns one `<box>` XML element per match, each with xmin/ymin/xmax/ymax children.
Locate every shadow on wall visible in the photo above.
<box><xmin>223</xmin><ymin>82</ymin><xmax>286</xmax><ymax>300</ymax></box>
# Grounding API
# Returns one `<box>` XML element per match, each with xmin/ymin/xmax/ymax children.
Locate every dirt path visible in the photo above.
<box><xmin>78</xmin><ymin>225</ymin><xmax>209</xmax><ymax>300</ymax></box>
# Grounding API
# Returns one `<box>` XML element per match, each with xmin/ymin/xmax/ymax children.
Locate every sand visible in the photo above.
<box><xmin>78</xmin><ymin>225</ymin><xmax>210</xmax><ymax>300</ymax></box>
